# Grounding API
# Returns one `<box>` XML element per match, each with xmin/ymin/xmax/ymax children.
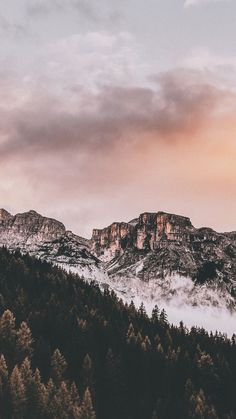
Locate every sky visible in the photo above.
<box><xmin>0</xmin><ymin>0</ymin><xmax>236</xmax><ymax>237</ymax></box>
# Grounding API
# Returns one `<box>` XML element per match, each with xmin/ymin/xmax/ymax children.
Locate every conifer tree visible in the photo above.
<box><xmin>52</xmin><ymin>381</ymin><xmax>73</xmax><ymax>419</ymax></box>
<box><xmin>185</xmin><ymin>378</ymin><xmax>195</xmax><ymax>401</ymax></box>
<box><xmin>152</xmin><ymin>305</ymin><xmax>160</xmax><ymax>322</ymax></box>
<box><xmin>72</xmin><ymin>405</ymin><xmax>82</xmax><ymax>419</ymax></box>
<box><xmin>10</xmin><ymin>365</ymin><xmax>26</xmax><ymax>418</ymax></box>
<box><xmin>16</xmin><ymin>322</ymin><xmax>33</xmax><ymax>362</ymax></box>
<box><xmin>46</xmin><ymin>378</ymin><xmax>56</xmax><ymax>417</ymax></box>
<box><xmin>0</xmin><ymin>354</ymin><xmax>8</xmax><ymax>390</ymax></box>
<box><xmin>159</xmin><ymin>309</ymin><xmax>168</xmax><ymax>325</ymax></box>
<box><xmin>126</xmin><ymin>323</ymin><xmax>136</xmax><ymax>345</ymax></box>
<box><xmin>81</xmin><ymin>354</ymin><xmax>95</xmax><ymax>394</ymax></box>
<box><xmin>0</xmin><ymin>310</ymin><xmax>16</xmax><ymax>364</ymax></box>
<box><xmin>138</xmin><ymin>302</ymin><xmax>147</xmax><ymax>317</ymax></box>
<box><xmin>0</xmin><ymin>354</ymin><xmax>9</xmax><ymax>416</ymax></box>
<box><xmin>51</xmin><ymin>349</ymin><xmax>67</xmax><ymax>386</ymax></box>
<box><xmin>80</xmin><ymin>388</ymin><xmax>96</xmax><ymax>419</ymax></box>
<box><xmin>70</xmin><ymin>382</ymin><xmax>80</xmax><ymax>407</ymax></box>
<box><xmin>188</xmin><ymin>388</ymin><xmax>218</xmax><ymax>419</ymax></box>
<box><xmin>141</xmin><ymin>335</ymin><xmax>151</xmax><ymax>352</ymax></box>
<box><xmin>20</xmin><ymin>357</ymin><xmax>33</xmax><ymax>389</ymax></box>
<box><xmin>157</xmin><ymin>343</ymin><xmax>164</xmax><ymax>355</ymax></box>
<box><xmin>29</xmin><ymin>368</ymin><xmax>47</xmax><ymax>418</ymax></box>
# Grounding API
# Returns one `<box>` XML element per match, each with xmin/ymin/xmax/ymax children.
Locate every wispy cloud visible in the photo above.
<box><xmin>184</xmin><ymin>0</ymin><xmax>231</xmax><ymax>8</ymax></box>
<box><xmin>26</xmin><ymin>0</ymin><xmax>122</xmax><ymax>24</ymax></box>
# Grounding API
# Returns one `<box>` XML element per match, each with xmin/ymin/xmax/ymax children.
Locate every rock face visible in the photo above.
<box><xmin>92</xmin><ymin>212</ymin><xmax>194</xmax><ymax>261</ymax></box>
<box><xmin>0</xmin><ymin>208</ymin><xmax>236</xmax><ymax>305</ymax></box>
<box><xmin>0</xmin><ymin>210</ymin><xmax>66</xmax><ymax>246</ymax></box>
<box><xmin>91</xmin><ymin>212</ymin><xmax>236</xmax><ymax>286</ymax></box>
<box><xmin>0</xmin><ymin>209</ymin><xmax>103</xmax><ymax>280</ymax></box>
<box><xmin>0</xmin><ymin>209</ymin><xmax>11</xmax><ymax>221</ymax></box>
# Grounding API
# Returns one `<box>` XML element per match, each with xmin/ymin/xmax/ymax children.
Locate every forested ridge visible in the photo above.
<box><xmin>0</xmin><ymin>247</ymin><xmax>236</xmax><ymax>419</ymax></box>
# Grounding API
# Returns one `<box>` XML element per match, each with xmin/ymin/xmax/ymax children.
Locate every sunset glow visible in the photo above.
<box><xmin>0</xmin><ymin>0</ymin><xmax>235</xmax><ymax>236</ymax></box>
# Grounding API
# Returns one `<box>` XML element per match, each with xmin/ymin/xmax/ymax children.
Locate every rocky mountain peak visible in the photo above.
<box><xmin>0</xmin><ymin>209</ymin><xmax>103</xmax><ymax>280</ymax></box>
<box><xmin>0</xmin><ymin>209</ymin><xmax>12</xmax><ymax>221</ymax></box>
<box><xmin>0</xmin><ymin>209</ymin><xmax>68</xmax><ymax>249</ymax></box>
<box><xmin>91</xmin><ymin>211</ymin><xmax>196</xmax><ymax>261</ymax></box>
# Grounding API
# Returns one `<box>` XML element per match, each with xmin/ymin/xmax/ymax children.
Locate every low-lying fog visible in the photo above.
<box><xmin>100</xmin><ymin>274</ymin><xmax>236</xmax><ymax>337</ymax></box>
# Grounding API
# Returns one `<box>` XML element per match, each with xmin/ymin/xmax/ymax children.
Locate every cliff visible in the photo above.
<box><xmin>0</xmin><ymin>209</ymin><xmax>102</xmax><ymax>280</ymax></box>
<box><xmin>91</xmin><ymin>211</ymin><xmax>236</xmax><ymax>284</ymax></box>
<box><xmin>91</xmin><ymin>211</ymin><xmax>194</xmax><ymax>261</ymax></box>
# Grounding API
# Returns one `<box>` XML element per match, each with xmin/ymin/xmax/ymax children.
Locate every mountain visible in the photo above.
<box><xmin>0</xmin><ymin>208</ymin><xmax>236</xmax><ymax>313</ymax></box>
<box><xmin>91</xmin><ymin>211</ymin><xmax>236</xmax><ymax>283</ymax></box>
<box><xmin>0</xmin><ymin>209</ymin><xmax>104</xmax><ymax>280</ymax></box>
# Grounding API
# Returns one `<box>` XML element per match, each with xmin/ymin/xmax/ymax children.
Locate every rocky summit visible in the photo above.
<box><xmin>0</xmin><ymin>208</ymin><xmax>236</xmax><ymax>309</ymax></box>
<box><xmin>91</xmin><ymin>212</ymin><xmax>236</xmax><ymax>284</ymax></box>
<box><xmin>0</xmin><ymin>209</ymin><xmax>102</xmax><ymax>280</ymax></box>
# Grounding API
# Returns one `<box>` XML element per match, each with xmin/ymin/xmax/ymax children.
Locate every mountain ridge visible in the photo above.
<box><xmin>0</xmin><ymin>207</ymin><xmax>235</xmax><ymax>311</ymax></box>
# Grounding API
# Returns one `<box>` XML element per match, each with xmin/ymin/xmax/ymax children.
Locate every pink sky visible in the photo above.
<box><xmin>0</xmin><ymin>1</ymin><xmax>235</xmax><ymax>236</ymax></box>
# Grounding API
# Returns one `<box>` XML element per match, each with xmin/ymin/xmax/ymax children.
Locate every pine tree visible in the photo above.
<box><xmin>81</xmin><ymin>354</ymin><xmax>95</xmax><ymax>394</ymax></box>
<box><xmin>16</xmin><ymin>322</ymin><xmax>33</xmax><ymax>362</ymax></box>
<box><xmin>72</xmin><ymin>404</ymin><xmax>82</xmax><ymax>419</ymax></box>
<box><xmin>159</xmin><ymin>309</ymin><xmax>168</xmax><ymax>325</ymax></box>
<box><xmin>70</xmin><ymin>382</ymin><xmax>80</xmax><ymax>407</ymax></box>
<box><xmin>51</xmin><ymin>381</ymin><xmax>73</xmax><ymax>419</ymax></box>
<box><xmin>0</xmin><ymin>354</ymin><xmax>9</xmax><ymax>416</ymax></box>
<box><xmin>0</xmin><ymin>310</ymin><xmax>16</xmax><ymax>364</ymax></box>
<box><xmin>157</xmin><ymin>343</ymin><xmax>164</xmax><ymax>355</ymax></box>
<box><xmin>188</xmin><ymin>388</ymin><xmax>218</xmax><ymax>419</ymax></box>
<box><xmin>10</xmin><ymin>365</ymin><xmax>26</xmax><ymax>418</ymax></box>
<box><xmin>138</xmin><ymin>302</ymin><xmax>147</xmax><ymax>317</ymax></box>
<box><xmin>185</xmin><ymin>378</ymin><xmax>195</xmax><ymax>400</ymax></box>
<box><xmin>20</xmin><ymin>357</ymin><xmax>33</xmax><ymax>389</ymax></box>
<box><xmin>141</xmin><ymin>335</ymin><xmax>151</xmax><ymax>352</ymax></box>
<box><xmin>51</xmin><ymin>349</ymin><xmax>67</xmax><ymax>386</ymax></box>
<box><xmin>152</xmin><ymin>305</ymin><xmax>160</xmax><ymax>322</ymax></box>
<box><xmin>46</xmin><ymin>378</ymin><xmax>56</xmax><ymax>417</ymax></box>
<box><xmin>80</xmin><ymin>388</ymin><xmax>96</xmax><ymax>419</ymax></box>
<box><xmin>0</xmin><ymin>354</ymin><xmax>8</xmax><ymax>391</ymax></box>
<box><xmin>29</xmin><ymin>368</ymin><xmax>47</xmax><ymax>418</ymax></box>
<box><xmin>126</xmin><ymin>323</ymin><xmax>136</xmax><ymax>345</ymax></box>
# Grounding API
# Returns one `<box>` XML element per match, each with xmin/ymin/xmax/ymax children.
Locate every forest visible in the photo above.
<box><xmin>0</xmin><ymin>247</ymin><xmax>235</xmax><ymax>419</ymax></box>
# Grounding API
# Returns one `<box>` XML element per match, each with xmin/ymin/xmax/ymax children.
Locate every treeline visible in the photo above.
<box><xmin>0</xmin><ymin>247</ymin><xmax>236</xmax><ymax>418</ymax></box>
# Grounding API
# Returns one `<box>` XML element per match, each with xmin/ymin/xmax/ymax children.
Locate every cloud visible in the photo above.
<box><xmin>26</xmin><ymin>0</ymin><xmax>122</xmax><ymax>24</ymax></box>
<box><xmin>0</xmin><ymin>25</ymin><xmax>236</xmax><ymax>236</ymax></box>
<box><xmin>0</xmin><ymin>13</ymin><xmax>26</xmax><ymax>37</ymax></box>
<box><xmin>0</xmin><ymin>68</ymin><xmax>231</xmax><ymax>161</ymax></box>
<box><xmin>1</xmin><ymin>64</ymin><xmax>236</xmax><ymax>236</ymax></box>
<box><xmin>101</xmin><ymin>274</ymin><xmax>236</xmax><ymax>336</ymax></box>
<box><xmin>184</xmin><ymin>0</ymin><xmax>231</xmax><ymax>7</ymax></box>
